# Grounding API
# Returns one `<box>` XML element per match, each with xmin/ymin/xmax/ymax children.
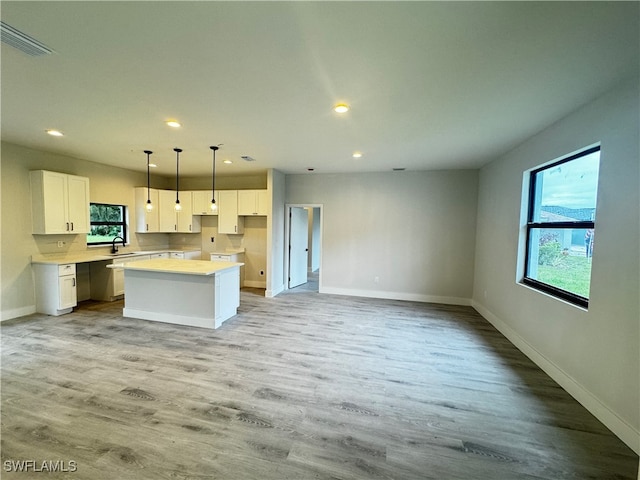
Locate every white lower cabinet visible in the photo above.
<box><xmin>210</xmin><ymin>252</ymin><xmax>245</xmax><ymax>286</ymax></box>
<box><xmin>90</xmin><ymin>254</ymin><xmax>150</xmax><ymax>301</ymax></box>
<box><xmin>170</xmin><ymin>251</ymin><xmax>201</xmax><ymax>260</ymax></box>
<box><xmin>33</xmin><ymin>263</ymin><xmax>77</xmax><ymax>316</ymax></box>
<box><xmin>59</xmin><ymin>275</ymin><xmax>77</xmax><ymax>309</ymax></box>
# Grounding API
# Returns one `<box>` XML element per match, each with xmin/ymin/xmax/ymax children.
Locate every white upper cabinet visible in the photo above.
<box><xmin>134</xmin><ymin>187</ymin><xmax>159</xmax><ymax>233</ymax></box>
<box><xmin>158</xmin><ymin>189</ymin><xmax>177</xmax><ymax>232</ymax></box>
<box><xmin>218</xmin><ymin>190</ymin><xmax>244</xmax><ymax>234</ymax></box>
<box><xmin>176</xmin><ymin>193</ymin><xmax>200</xmax><ymax>233</ymax></box>
<box><xmin>237</xmin><ymin>190</ymin><xmax>268</xmax><ymax>216</ymax></box>
<box><xmin>157</xmin><ymin>190</ymin><xmax>201</xmax><ymax>233</ymax></box>
<box><xmin>192</xmin><ymin>190</ymin><xmax>219</xmax><ymax>216</ymax></box>
<box><xmin>30</xmin><ymin>170</ymin><xmax>90</xmax><ymax>234</ymax></box>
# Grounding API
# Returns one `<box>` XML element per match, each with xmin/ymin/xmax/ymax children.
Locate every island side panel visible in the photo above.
<box><xmin>123</xmin><ymin>269</ymin><xmax>217</xmax><ymax>329</ymax></box>
<box><xmin>215</xmin><ymin>267</ymin><xmax>240</xmax><ymax>326</ymax></box>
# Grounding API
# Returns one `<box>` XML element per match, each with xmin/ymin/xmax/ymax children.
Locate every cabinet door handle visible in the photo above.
<box><xmin>235</xmin><ymin>225</ymin><xmax>237</xmax><ymax>232</ymax></box>
<box><xmin>175</xmin><ymin>225</ymin><xmax>177</xmax><ymax>231</ymax></box>
<box><xmin>70</xmin><ymin>222</ymin><xmax>74</xmax><ymax>231</ymax></box>
<box><xmin>189</xmin><ymin>224</ymin><xmax>192</xmax><ymax>231</ymax></box>
<box><xmin>66</xmin><ymin>222</ymin><xmax>70</xmax><ymax>231</ymax></box>
<box><xmin>72</xmin><ymin>278</ymin><xmax>76</xmax><ymax>287</ymax></box>
<box><xmin>146</xmin><ymin>223</ymin><xmax>149</xmax><ymax>231</ymax></box>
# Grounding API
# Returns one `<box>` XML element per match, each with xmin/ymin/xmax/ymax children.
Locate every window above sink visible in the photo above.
<box><xmin>88</xmin><ymin>203</ymin><xmax>128</xmax><ymax>246</ymax></box>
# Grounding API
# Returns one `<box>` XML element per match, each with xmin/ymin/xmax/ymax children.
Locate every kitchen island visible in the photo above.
<box><xmin>113</xmin><ymin>258</ymin><xmax>243</xmax><ymax>329</ymax></box>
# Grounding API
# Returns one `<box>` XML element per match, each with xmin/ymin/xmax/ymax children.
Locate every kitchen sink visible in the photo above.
<box><xmin>108</xmin><ymin>252</ymin><xmax>139</xmax><ymax>256</ymax></box>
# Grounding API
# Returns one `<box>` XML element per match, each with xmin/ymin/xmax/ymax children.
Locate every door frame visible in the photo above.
<box><xmin>284</xmin><ymin>204</ymin><xmax>323</xmax><ymax>292</ymax></box>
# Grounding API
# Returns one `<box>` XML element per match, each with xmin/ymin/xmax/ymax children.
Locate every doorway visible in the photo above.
<box><xmin>285</xmin><ymin>204</ymin><xmax>322</xmax><ymax>292</ymax></box>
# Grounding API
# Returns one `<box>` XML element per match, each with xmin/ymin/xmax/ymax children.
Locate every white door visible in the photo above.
<box><xmin>288</xmin><ymin>207</ymin><xmax>309</xmax><ymax>288</ymax></box>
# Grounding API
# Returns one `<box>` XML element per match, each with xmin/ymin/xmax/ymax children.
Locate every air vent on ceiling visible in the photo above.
<box><xmin>1</xmin><ymin>21</ymin><xmax>54</xmax><ymax>56</ymax></box>
<box><xmin>240</xmin><ymin>156</ymin><xmax>256</xmax><ymax>162</ymax></box>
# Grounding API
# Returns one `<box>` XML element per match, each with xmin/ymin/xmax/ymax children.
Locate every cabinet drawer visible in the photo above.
<box><xmin>58</xmin><ymin>264</ymin><xmax>76</xmax><ymax>276</ymax></box>
<box><xmin>210</xmin><ymin>254</ymin><xmax>232</xmax><ymax>262</ymax></box>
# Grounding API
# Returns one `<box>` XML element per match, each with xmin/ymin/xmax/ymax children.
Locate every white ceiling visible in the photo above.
<box><xmin>1</xmin><ymin>1</ymin><xmax>638</xmax><ymax>177</ymax></box>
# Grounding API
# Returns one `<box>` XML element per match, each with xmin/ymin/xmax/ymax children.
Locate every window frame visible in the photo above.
<box><xmin>522</xmin><ymin>145</ymin><xmax>600</xmax><ymax>308</ymax></box>
<box><xmin>87</xmin><ymin>203</ymin><xmax>128</xmax><ymax>246</ymax></box>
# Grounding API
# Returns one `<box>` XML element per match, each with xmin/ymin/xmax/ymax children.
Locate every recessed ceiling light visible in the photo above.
<box><xmin>223</xmin><ymin>160</ymin><xmax>232</xmax><ymax>164</ymax></box>
<box><xmin>334</xmin><ymin>103</ymin><xmax>350</xmax><ymax>113</ymax></box>
<box><xmin>166</xmin><ymin>120</ymin><xmax>181</xmax><ymax>128</ymax></box>
<box><xmin>148</xmin><ymin>163</ymin><xmax>157</xmax><ymax>168</ymax></box>
<box><xmin>352</xmin><ymin>152</ymin><xmax>363</xmax><ymax>158</ymax></box>
<box><xmin>45</xmin><ymin>129</ymin><xmax>64</xmax><ymax>137</ymax></box>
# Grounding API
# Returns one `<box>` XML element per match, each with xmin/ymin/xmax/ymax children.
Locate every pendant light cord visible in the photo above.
<box><xmin>210</xmin><ymin>145</ymin><xmax>219</xmax><ymax>204</ymax></box>
<box><xmin>144</xmin><ymin>150</ymin><xmax>152</xmax><ymax>203</ymax></box>
<box><xmin>174</xmin><ymin>148</ymin><xmax>182</xmax><ymax>204</ymax></box>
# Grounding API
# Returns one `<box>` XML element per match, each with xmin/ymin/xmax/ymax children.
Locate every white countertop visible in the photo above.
<box><xmin>114</xmin><ymin>258</ymin><xmax>243</xmax><ymax>276</ymax></box>
<box><xmin>31</xmin><ymin>249</ymin><xmax>201</xmax><ymax>265</ymax></box>
<box><xmin>209</xmin><ymin>248</ymin><xmax>245</xmax><ymax>255</ymax></box>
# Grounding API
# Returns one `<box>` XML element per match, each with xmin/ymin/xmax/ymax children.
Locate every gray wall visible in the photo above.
<box><xmin>286</xmin><ymin>170</ymin><xmax>479</xmax><ymax>304</ymax></box>
<box><xmin>472</xmin><ymin>78</ymin><xmax>639</xmax><ymax>452</ymax></box>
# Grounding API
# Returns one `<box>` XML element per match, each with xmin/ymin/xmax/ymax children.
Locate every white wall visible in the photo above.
<box><xmin>307</xmin><ymin>207</ymin><xmax>320</xmax><ymax>272</ymax></box>
<box><xmin>266</xmin><ymin>169</ymin><xmax>286</xmax><ymax>297</ymax></box>
<box><xmin>472</xmin><ymin>78</ymin><xmax>639</xmax><ymax>454</ymax></box>
<box><xmin>286</xmin><ymin>170</ymin><xmax>478</xmax><ymax>303</ymax></box>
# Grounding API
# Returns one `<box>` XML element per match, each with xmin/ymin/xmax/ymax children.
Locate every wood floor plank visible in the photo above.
<box><xmin>1</xmin><ymin>288</ymin><xmax>637</xmax><ymax>479</ymax></box>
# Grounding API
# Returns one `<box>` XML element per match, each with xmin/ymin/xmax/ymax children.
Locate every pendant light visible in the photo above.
<box><xmin>209</xmin><ymin>145</ymin><xmax>219</xmax><ymax>212</ymax></box>
<box><xmin>144</xmin><ymin>150</ymin><xmax>153</xmax><ymax>211</ymax></box>
<box><xmin>174</xmin><ymin>148</ymin><xmax>182</xmax><ymax>211</ymax></box>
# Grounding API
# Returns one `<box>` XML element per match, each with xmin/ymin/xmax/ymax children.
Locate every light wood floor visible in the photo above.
<box><xmin>1</xmin><ymin>286</ymin><xmax>637</xmax><ymax>479</ymax></box>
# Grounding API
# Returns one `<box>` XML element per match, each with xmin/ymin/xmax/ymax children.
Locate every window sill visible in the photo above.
<box><xmin>518</xmin><ymin>280</ymin><xmax>589</xmax><ymax>312</ymax></box>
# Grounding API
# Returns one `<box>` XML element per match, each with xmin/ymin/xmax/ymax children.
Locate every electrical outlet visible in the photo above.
<box><xmin>210</xmin><ymin>237</ymin><xmax>215</xmax><ymax>242</ymax></box>
<box><xmin>57</xmin><ymin>241</ymin><xmax>64</xmax><ymax>248</ymax></box>
<box><xmin>260</xmin><ymin>270</ymin><xmax>264</xmax><ymax>276</ymax></box>
<box><xmin>374</xmin><ymin>276</ymin><xmax>379</xmax><ymax>283</ymax></box>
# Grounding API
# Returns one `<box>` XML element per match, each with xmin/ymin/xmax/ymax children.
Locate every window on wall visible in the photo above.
<box><xmin>87</xmin><ymin>203</ymin><xmax>128</xmax><ymax>245</ymax></box>
<box><xmin>523</xmin><ymin>145</ymin><xmax>600</xmax><ymax>308</ymax></box>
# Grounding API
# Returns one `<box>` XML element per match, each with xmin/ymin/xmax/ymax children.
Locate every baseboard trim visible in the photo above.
<box><xmin>319</xmin><ymin>287</ymin><xmax>471</xmax><ymax>306</ymax></box>
<box><xmin>243</xmin><ymin>280</ymin><xmax>266</xmax><ymax>289</ymax></box>
<box><xmin>123</xmin><ymin>307</ymin><xmax>231</xmax><ymax>330</ymax></box>
<box><xmin>266</xmin><ymin>283</ymin><xmax>285</xmax><ymax>298</ymax></box>
<box><xmin>472</xmin><ymin>300</ymin><xmax>640</xmax><ymax>455</ymax></box>
<box><xmin>1</xmin><ymin>305</ymin><xmax>37</xmax><ymax>322</ymax></box>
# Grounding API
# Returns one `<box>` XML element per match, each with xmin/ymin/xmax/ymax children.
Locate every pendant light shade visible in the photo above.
<box><xmin>174</xmin><ymin>148</ymin><xmax>182</xmax><ymax>211</ymax></box>
<box><xmin>210</xmin><ymin>145</ymin><xmax>219</xmax><ymax>212</ymax></box>
<box><xmin>144</xmin><ymin>150</ymin><xmax>153</xmax><ymax>211</ymax></box>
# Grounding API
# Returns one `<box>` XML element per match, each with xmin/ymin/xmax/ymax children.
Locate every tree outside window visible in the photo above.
<box><xmin>523</xmin><ymin>146</ymin><xmax>600</xmax><ymax>308</ymax></box>
<box><xmin>87</xmin><ymin>203</ymin><xmax>127</xmax><ymax>245</ymax></box>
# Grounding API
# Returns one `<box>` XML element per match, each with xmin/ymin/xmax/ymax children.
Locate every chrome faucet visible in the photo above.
<box><xmin>111</xmin><ymin>236</ymin><xmax>125</xmax><ymax>254</ymax></box>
